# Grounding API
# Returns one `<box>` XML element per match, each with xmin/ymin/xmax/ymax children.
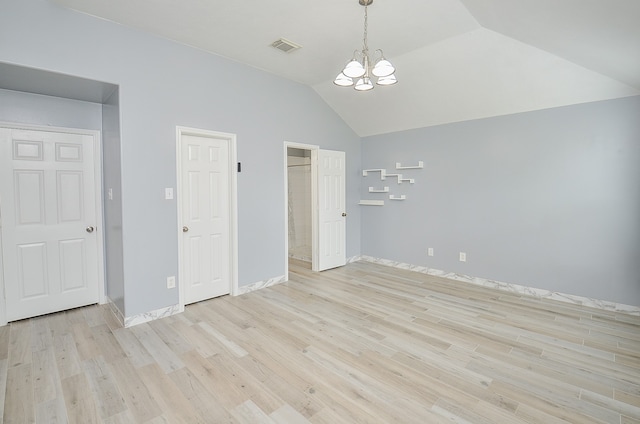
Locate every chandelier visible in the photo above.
<box><xmin>334</xmin><ymin>0</ymin><xmax>397</xmax><ymax>91</ymax></box>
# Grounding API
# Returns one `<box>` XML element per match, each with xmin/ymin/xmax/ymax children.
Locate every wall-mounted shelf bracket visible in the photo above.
<box><xmin>368</xmin><ymin>186</ymin><xmax>389</xmax><ymax>193</ymax></box>
<box><xmin>362</xmin><ymin>169</ymin><xmax>386</xmax><ymax>178</ymax></box>
<box><xmin>384</xmin><ymin>173</ymin><xmax>404</xmax><ymax>183</ymax></box>
<box><xmin>396</xmin><ymin>161</ymin><xmax>424</xmax><ymax>169</ymax></box>
<box><xmin>389</xmin><ymin>195</ymin><xmax>406</xmax><ymax>200</ymax></box>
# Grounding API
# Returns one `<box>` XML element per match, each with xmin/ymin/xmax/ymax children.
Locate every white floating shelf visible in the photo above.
<box><xmin>362</xmin><ymin>169</ymin><xmax>386</xmax><ymax>178</ymax></box>
<box><xmin>368</xmin><ymin>186</ymin><xmax>389</xmax><ymax>193</ymax></box>
<box><xmin>359</xmin><ymin>200</ymin><xmax>385</xmax><ymax>206</ymax></box>
<box><xmin>384</xmin><ymin>173</ymin><xmax>402</xmax><ymax>182</ymax></box>
<box><xmin>396</xmin><ymin>161</ymin><xmax>424</xmax><ymax>170</ymax></box>
<box><xmin>389</xmin><ymin>195</ymin><xmax>406</xmax><ymax>200</ymax></box>
<box><xmin>399</xmin><ymin>178</ymin><xmax>415</xmax><ymax>184</ymax></box>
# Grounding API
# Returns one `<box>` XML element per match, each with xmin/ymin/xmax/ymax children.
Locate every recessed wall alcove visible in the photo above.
<box><xmin>0</xmin><ymin>62</ymin><xmax>126</xmax><ymax>317</ymax></box>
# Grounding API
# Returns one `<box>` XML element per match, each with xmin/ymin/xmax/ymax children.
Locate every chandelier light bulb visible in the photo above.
<box><xmin>355</xmin><ymin>77</ymin><xmax>374</xmax><ymax>91</ymax></box>
<box><xmin>376</xmin><ymin>74</ymin><xmax>397</xmax><ymax>86</ymax></box>
<box><xmin>343</xmin><ymin>59</ymin><xmax>366</xmax><ymax>78</ymax></box>
<box><xmin>334</xmin><ymin>73</ymin><xmax>354</xmax><ymax>87</ymax></box>
<box><xmin>372</xmin><ymin>58</ymin><xmax>395</xmax><ymax>77</ymax></box>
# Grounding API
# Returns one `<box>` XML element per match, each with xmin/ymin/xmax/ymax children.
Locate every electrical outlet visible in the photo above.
<box><xmin>459</xmin><ymin>252</ymin><xmax>467</xmax><ymax>262</ymax></box>
<box><xmin>167</xmin><ymin>276</ymin><xmax>176</xmax><ymax>289</ymax></box>
<box><xmin>427</xmin><ymin>248</ymin><xmax>434</xmax><ymax>257</ymax></box>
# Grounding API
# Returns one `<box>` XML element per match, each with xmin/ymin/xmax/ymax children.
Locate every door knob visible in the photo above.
<box><xmin>182</xmin><ymin>226</ymin><xmax>189</xmax><ymax>232</ymax></box>
<box><xmin>342</xmin><ymin>213</ymin><xmax>347</xmax><ymax>217</ymax></box>
<box><xmin>86</xmin><ymin>226</ymin><xmax>95</xmax><ymax>233</ymax></box>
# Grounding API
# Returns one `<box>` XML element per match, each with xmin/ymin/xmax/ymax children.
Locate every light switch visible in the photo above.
<box><xmin>108</xmin><ymin>188</ymin><xmax>113</xmax><ymax>200</ymax></box>
<box><xmin>165</xmin><ymin>188</ymin><xmax>174</xmax><ymax>200</ymax></box>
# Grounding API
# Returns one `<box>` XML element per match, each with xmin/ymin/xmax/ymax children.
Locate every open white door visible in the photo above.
<box><xmin>0</xmin><ymin>127</ymin><xmax>101</xmax><ymax>321</ymax></box>
<box><xmin>314</xmin><ymin>149</ymin><xmax>346</xmax><ymax>271</ymax></box>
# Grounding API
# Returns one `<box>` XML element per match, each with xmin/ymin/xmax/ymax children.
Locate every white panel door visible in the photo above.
<box><xmin>181</xmin><ymin>133</ymin><xmax>231</xmax><ymax>304</ymax></box>
<box><xmin>0</xmin><ymin>128</ymin><xmax>99</xmax><ymax>321</ymax></box>
<box><xmin>317</xmin><ymin>149</ymin><xmax>346</xmax><ymax>271</ymax></box>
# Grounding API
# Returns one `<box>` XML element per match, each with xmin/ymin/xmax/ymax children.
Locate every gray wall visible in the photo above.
<box><xmin>0</xmin><ymin>89</ymin><xmax>102</xmax><ymax>129</ymax></box>
<box><xmin>1</xmin><ymin>0</ymin><xmax>361</xmax><ymax>317</ymax></box>
<box><xmin>102</xmin><ymin>89</ymin><xmax>125</xmax><ymax>313</ymax></box>
<box><xmin>361</xmin><ymin>96</ymin><xmax>640</xmax><ymax>306</ymax></box>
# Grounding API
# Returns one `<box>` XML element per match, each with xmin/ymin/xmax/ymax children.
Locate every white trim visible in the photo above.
<box><xmin>0</xmin><ymin>122</ymin><xmax>105</xmax><ymax>326</ymax></box>
<box><xmin>358</xmin><ymin>255</ymin><xmax>640</xmax><ymax>316</ymax></box>
<box><xmin>176</xmin><ymin>126</ymin><xmax>238</xmax><ymax>310</ymax></box>
<box><xmin>284</xmin><ymin>142</ymin><xmax>319</xmax><ymax>281</ymax></box>
<box><xmin>237</xmin><ymin>274</ymin><xmax>287</xmax><ymax>295</ymax></box>
<box><xmin>123</xmin><ymin>303</ymin><xmax>181</xmax><ymax>328</ymax></box>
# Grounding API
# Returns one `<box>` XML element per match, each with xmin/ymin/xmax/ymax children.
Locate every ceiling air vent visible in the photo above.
<box><xmin>271</xmin><ymin>38</ymin><xmax>302</xmax><ymax>53</ymax></box>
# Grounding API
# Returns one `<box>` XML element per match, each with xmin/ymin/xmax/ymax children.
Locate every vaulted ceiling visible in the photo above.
<box><xmin>52</xmin><ymin>0</ymin><xmax>640</xmax><ymax>136</ymax></box>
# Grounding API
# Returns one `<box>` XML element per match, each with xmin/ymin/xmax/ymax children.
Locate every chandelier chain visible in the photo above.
<box><xmin>362</xmin><ymin>5</ymin><xmax>369</xmax><ymax>54</ymax></box>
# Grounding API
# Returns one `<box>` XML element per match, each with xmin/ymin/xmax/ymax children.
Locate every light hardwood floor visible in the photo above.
<box><xmin>2</xmin><ymin>259</ymin><xmax>639</xmax><ymax>423</ymax></box>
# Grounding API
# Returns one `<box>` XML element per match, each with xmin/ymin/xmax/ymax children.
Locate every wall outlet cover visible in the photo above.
<box><xmin>167</xmin><ymin>276</ymin><xmax>176</xmax><ymax>289</ymax></box>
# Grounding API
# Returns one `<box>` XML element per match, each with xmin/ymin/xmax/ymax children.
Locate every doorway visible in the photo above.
<box><xmin>284</xmin><ymin>142</ymin><xmax>347</xmax><ymax>279</ymax></box>
<box><xmin>287</xmin><ymin>147</ymin><xmax>313</xmax><ymax>263</ymax></box>
<box><xmin>285</xmin><ymin>142</ymin><xmax>317</xmax><ymax>278</ymax></box>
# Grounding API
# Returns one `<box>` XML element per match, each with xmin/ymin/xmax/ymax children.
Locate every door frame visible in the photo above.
<box><xmin>0</xmin><ymin>122</ymin><xmax>106</xmax><ymax>326</ymax></box>
<box><xmin>176</xmin><ymin>126</ymin><xmax>238</xmax><ymax>312</ymax></box>
<box><xmin>283</xmin><ymin>141</ymin><xmax>320</xmax><ymax>279</ymax></box>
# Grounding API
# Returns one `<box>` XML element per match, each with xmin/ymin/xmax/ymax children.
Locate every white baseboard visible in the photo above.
<box><xmin>122</xmin><ymin>303</ymin><xmax>181</xmax><ymax>328</ymax></box>
<box><xmin>288</xmin><ymin>253</ymin><xmax>311</xmax><ymax>262</ymax></box>
<box><xmin>237</xmin><ymin>274</ymin><xmax>287</xmax><ymax>295</ymax></box>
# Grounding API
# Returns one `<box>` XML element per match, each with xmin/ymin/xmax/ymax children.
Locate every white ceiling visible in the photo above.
<box><xmin>52</xmin><ymin>0</ymin><xmax>640</xmax><ymax>136</ymax></box>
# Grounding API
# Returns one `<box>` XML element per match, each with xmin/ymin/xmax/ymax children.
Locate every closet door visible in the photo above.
<box><xmin>316</xmin><ymin>149</ymin><xmax>346</xmax><ymax>271</ymax></box>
